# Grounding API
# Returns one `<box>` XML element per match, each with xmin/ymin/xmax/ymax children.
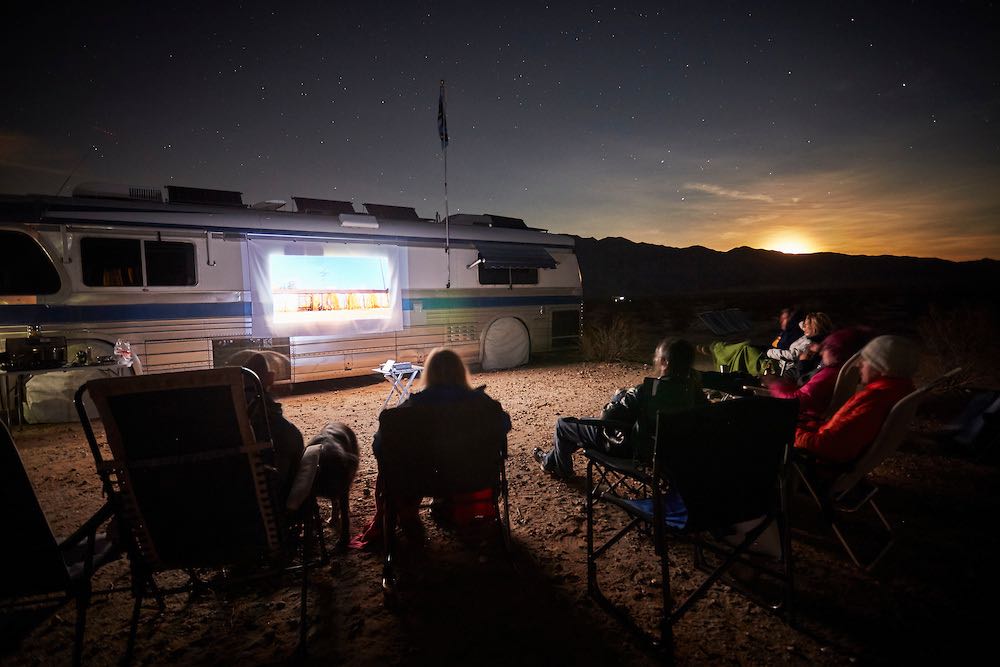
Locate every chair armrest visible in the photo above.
<box><xmin>793</xmin><ymin>449</ymin><xmax>855</xmax><ymax>475</ymax></box>
<box><xmin>58</xmin><ymin>501</ymin><xmax>114</xmax><ymax>552</ymax></box>
<box><xmin>571</xmin><ymin>417</ymin><xmax>632</xmax><ymax>432</ymax></box>
<box><xmin>581</xmin><ymin>448</ymin><xmax>653</xmax><ymax>485</ymax></box>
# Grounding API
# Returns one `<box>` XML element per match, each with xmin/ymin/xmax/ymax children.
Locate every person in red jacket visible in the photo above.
<box><xmin>767</xmin><ymin>326</ymin><xmax>871</xmax><ymax>424</ymax></box>
<box><xmin>794</xmin><ymin>335</ymin><xmax>918</xmax><ymax>463</ymax></box>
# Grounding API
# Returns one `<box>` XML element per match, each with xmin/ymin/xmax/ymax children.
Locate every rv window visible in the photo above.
<box><xmin>81</xmin><ymin>237</ymin><xmax>143</xmax><ymax>287</ymax></box>
<box><xmin>478</xmin><ymin>266</ymin><xmax>539</xmax><ymax>285</ymax></box>
<box><xmin>145</xmin><ymin>240</ymin><xmax>196</xmax><ymax>286</ymax></box>
<box><xmin>0</xmin><ymin>231</ymin><xmax>61</xmax><ymax>295</ymax></box>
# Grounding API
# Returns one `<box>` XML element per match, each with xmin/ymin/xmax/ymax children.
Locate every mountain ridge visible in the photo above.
<box><xmin>571</xmin><ymin>235</ymin><xmax>1000</xmax><ymax>298</ymax></box>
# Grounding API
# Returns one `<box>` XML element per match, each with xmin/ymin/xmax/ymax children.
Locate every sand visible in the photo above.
<box><xmin>4</xmin><ymin>359</ymin><xmax>998</xmax><ymax>665</ymax></box>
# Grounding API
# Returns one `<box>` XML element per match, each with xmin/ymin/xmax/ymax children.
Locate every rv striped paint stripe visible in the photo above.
<box><xmin>0</xmin><ymin>302</ymin><xmax>251</xmax><ymax>324</ymax></box>
<box><xmin>0</xmin><ymin>295</ymin><xmax>581</xmax><ymax>324</ymax></box>
<box><xmin>402</xmin><ymin>295</ymin><xmax>581</xmax><ymax>310</ymax></box>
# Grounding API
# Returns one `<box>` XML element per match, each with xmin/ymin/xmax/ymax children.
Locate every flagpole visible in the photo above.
<box><xmin>439</xmin><ymin>79</ymin><xmax>451</xmax><ymax>289</ymax></box>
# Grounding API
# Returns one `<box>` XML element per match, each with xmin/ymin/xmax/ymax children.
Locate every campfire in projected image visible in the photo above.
<box><xmin>273</xmin><ymin>288</ymin><xmax>390</xmax><ymax>313</ymax></box>
<box><xmin>269</xmin><ymin>253</ymin><xmax>394</xmax><ymax>323</ymax></box>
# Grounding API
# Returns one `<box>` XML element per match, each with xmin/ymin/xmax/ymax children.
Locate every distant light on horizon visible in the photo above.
<box><xmin>764</xmin><ymin>234</ymin><xmax>816</xmax><ymax>255</ymax></box>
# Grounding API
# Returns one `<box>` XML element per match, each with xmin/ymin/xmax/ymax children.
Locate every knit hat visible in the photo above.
<box><xmin>860</xmin><ymin>335</ymin><xmax>919</xmax><ymax>378</ymax></box>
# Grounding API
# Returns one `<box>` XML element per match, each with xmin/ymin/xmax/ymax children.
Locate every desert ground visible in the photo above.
<box><xmin>3</xmin><ymin>353</ymin><xmax>999</xmax><ymax>666</ymax></box>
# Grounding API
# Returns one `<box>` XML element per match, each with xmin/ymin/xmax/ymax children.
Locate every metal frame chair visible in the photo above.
<box><xmin>1</xmin><ymin>420</ymin><xmax>121</xmax><ymax>667</ymax></box>
<box><xmin>75</xmin><ymin>367</ymin><xmax>326</xmax><ymax>663</ymax></box>
<box><xmin>795</xmin><ymin>367</ymin><xmax>962</xmax><ymax>571</ymax></box>
<box><xmin>584</xmin><ymin>396</ymin><xmax>799</xmax><ymax>652</ymax></box>
<box><xmin>823</xmin><ymin>351</ymin><xmax>863</xmax><ymax>419</ymax></box>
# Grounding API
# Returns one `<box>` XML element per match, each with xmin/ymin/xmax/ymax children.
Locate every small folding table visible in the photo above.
<box><xmin>373</xmin><ymin>360</ymin><xmax>423</xmax><ymax>411</ymax></box>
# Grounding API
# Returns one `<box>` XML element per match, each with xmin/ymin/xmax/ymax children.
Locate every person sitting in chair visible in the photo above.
<box><xmin>533</xmin><ymin>338</ymin><xmax>706</xmax><ymax>479</ymax></box>
<box><xmin>236</xmin><ymin>352</ymin><xmax>305</xmax><ymax>507</ymax></box>
<box><xmin>766</xmin><ymin>326</ymin><xmax>872</xmax><ymax>424</ymax></box>
<box><xmin>701</xmin><ymin>307</ymin><xmax>803</xmax><ymax>376</ymax></box>
<box><xmin>353</xmin><ymin>347</ymin><xmax>512</xmax><ymax>548</ymax></box>
<box><xmin>795</xmin><ymin>335</ymin><xmax>918</xmax><ymax>464</ymax></box>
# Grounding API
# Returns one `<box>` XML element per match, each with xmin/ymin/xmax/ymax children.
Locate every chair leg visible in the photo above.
<box><xmin>73</xmin><ymin>591</ymin><xmax>90</xmax><ymax>667</ymax></box>
<box><xmin>382</xmin><ymin>504</ymin><xmax>398</xmax><ymax>599</ymax></box>
<box><xmin>124</xmin><ymin>593</ymin><xmax>143</xmax><ymax>666</ymax></box>
<box><xmin>586</xmin><ymin>459</ymin><xmax>597</xmax><ymax>594</ymax></box>
<box><xmin>831</xmin><ymin>498</ymin><xmax>895</xmax><ymax>571</ymax></box>
<box><xmin>658</xmin><ymin>535</ymin><xmax>673</xmax><ymax>652</ymax></box>
<box><xmin>297</xmin><ymin>513</ymin><xmax>311</xmax><ymax>659</ymax></box>
<box><xmin>498</xmin><ymin>465</ymin><xmax>513</xmax><ymax>555</ymax></box>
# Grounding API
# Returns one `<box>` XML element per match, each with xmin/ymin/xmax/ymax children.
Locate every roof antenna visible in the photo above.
<box><xmin>56</xmin><ymin>145</ymin><xmax>97</xmax><ymax>196</ymax></box>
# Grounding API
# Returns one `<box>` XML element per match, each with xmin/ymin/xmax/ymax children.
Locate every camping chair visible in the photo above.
<box><xmin>376</xmin><ymin>394</ymin><xmax>511</xmax><ymax>601</ymax></box>
<box><xmin>0</xmin><ymin>421</ymin><xmax>121</xmax><ymax>666</ymax></box>
<box><xmin>74</xmin><ymin>367</ymin><xmax>326</xmax><ymax>662</ymax></box>
<box><xmin>583</xmin><ymin>396</ymin><xmax>799</xmax><ymax>651</ymax></box>
<box><xmin>570</xmin><ymin>376</ymin><xmax>712</xmax><ymax>511</ymax></box>
<box><xmin>824</xmin><ymin>350</ymin><xmax>863</xmax><ymax>419</ymax></box>
<box><xmin>795</xmin><ymin>367</ymin><xmax>962</xmax><ymax>570</ymax></box>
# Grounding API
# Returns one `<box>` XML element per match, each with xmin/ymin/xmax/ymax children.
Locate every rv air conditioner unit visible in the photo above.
<box><xmin>73</xmin><ymin>182</ymin><xmax>164</xmax><ymax>203</ymax></box>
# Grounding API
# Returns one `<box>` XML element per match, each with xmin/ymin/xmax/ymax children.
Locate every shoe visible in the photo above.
<box><xmin>534</xmin><ymin>448</ymin><xmax>572</xmax><ymax>479</ymax></box>
<box><xmin>532</xmin><ymin>447</ymin><xmax>549</xmax><ymax>472</ymax></box>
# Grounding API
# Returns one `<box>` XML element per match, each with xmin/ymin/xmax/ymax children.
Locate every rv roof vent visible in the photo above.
<box><xmin>363</xmin><ymin>203</ymin><xmax>421</xmax><ymax>220</ymax></box>
<box><xmin>340</xmin><ymin>214</ymin><xmax>379</xmax><ymax>229</ymax></box>
<box><xmin>165</xmin><ymin>185</ymin><xmax>244</xmax><ymax>207</ymax></box>
<box><xmin>73</xmin><ymin>182</ymin><xmax>164</xmax><ymax>202</ymax></box>
<box><xmin>252</xmin><ymin>200</ymin><xmax>287</xmax><ymax>211</ymax></box>
<box><xmin>292</xmin><ymin>197</ymin><xmax>356</xmax><ymax>215</ymax></box>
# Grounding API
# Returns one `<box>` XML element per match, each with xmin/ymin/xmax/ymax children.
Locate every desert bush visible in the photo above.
<box><xmin>917</xmin><ymin>303</ymin><xmax>1000</xmax><ymax>388</ymax></box>
<box><xmin>582</xmin><ymin>313</ymin><xmax>641</xmax><ymax>362</ymax></box>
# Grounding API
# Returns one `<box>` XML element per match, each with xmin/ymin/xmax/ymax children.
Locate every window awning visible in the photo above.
<box><xmin>469</xmin><ymin>242</ymin><xmax>557</xmax><ymax>270</ymax></box>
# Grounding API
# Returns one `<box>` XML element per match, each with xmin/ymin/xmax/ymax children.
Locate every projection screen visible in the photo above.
<box><xmin>249</xmin><ymin>238</ymin><xmax>404</xmax><ymax>338</ymax></box>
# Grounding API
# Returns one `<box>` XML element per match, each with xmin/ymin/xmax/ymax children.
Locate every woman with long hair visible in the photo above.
<box><xmin>353</xmin><ymin>348</ymin><xmax>511</xmax><ymax>548</ymax></box>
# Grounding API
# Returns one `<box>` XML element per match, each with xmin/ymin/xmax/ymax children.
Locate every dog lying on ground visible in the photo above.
<box><xmin>285</xmin><ymin>421</ymin><xmax>360</xmax><ymax>548</ymax></box>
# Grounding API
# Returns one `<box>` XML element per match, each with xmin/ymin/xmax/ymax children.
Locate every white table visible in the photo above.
<box><xmin>372</xmin><ymin>362</ymin><xmax>423</xmax><ymax>411</ymax></box>
<box><xmin>0</xmin><ymin>362</ymin><xmax>134</xmax><ymax>428</ymax></box>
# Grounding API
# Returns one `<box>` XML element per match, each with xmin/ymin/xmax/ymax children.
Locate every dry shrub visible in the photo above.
<box><xmin>582</xmin><ymin>314</ymin><xmax>641</xmax><ymax>362</ymax></box>
<box><xmin>918</xmin><ymin>304</ymin><xmax>1000</xmax><ymax>388</ymax></box>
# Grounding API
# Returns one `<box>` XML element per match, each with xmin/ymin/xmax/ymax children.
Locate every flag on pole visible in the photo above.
<box><xmin>437</xmin><ymin>80</ymin><xmax>448</xmax><ymax>150</ymax></box>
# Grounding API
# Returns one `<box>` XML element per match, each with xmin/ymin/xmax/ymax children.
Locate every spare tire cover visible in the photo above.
<box><xmin>481</xmin><ymin>317</ymin><xmax>530</xmax><ymax>370</ymax></box>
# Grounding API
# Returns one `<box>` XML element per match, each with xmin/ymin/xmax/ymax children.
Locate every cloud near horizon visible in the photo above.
<box><xmin>682</xmin><ymin>182</ymin><xmax>776</xmax><ymax>204</ymax></box>
<box><xmin>534</xmin><ymin>156</ymin><xmax>1000</xmax><ymax>261</ymax></box>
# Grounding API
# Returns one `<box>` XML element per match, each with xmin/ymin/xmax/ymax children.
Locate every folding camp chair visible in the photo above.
<box><xmin>375</xmin><ymin>394</ymin><xmax>511</xmax><ymax>601</ymax></box>
<box><xmin>795</xmin><ymin>367</ymin><xmax>962</xmax><ymax>571</ymax></box>
<box><xmin>74</xmin><ymin>367</ymin><xmax>326</xmax><ymax>662</ymax></box>
<box><xmin>583</xmin><ymin>396</ymin><xmax>799</xmax><ymax>651</ymax></box>
<box><xmin>1</xmin><ymin>421</ymin><xmax>121</xmax><ymax>667</ymax></box>
<box><xmin>824</xmin><ymin>350</ymin><xmax>863</xmax><ymax>419</ymax></box>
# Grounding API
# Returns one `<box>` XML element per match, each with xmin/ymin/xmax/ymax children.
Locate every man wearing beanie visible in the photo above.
<box><xmin>795</xmin><ymin>335</ymin><xmax>918</xmax><ymax>463</ymax></box>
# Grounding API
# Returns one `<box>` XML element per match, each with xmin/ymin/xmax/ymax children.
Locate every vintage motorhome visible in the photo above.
<box><xmin>0</xmin><ymin>184</ymin><xmax>582</xmax><ymax>383</ymax></box>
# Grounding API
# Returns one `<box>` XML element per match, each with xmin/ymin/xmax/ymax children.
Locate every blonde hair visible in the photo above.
<box><xmin>805</xmin><ymin>312</ymin><xmax>833</xmax><ymax>337</ymax></box>
<box><xmin>422</xmin><ymin>347</ymin><xmax>471</xmax><ymax>390</ymax></box>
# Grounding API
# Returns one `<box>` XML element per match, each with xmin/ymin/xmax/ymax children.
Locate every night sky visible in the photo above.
<box><xmin>3</xmin><ymin>1</ymin><xmax>998</xmax><ymax>260</ymax></box>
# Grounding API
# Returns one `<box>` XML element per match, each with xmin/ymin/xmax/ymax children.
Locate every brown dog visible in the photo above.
<box><xmin>286</xmin><ymin>421</ymin><xmax>360</xmax><ymax>548</ymax></box>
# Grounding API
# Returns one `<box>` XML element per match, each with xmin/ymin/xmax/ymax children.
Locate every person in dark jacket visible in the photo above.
<box><xmin>533</xmin><ymin>338</ymin><xmax>706</xmax><ymax>479</ymax></box>
<box><xmin>236</xmin><ymin>352</ymin><xmax>304</xmax><ymax>508</ymax></box>
<box><xmin>354</xmin><ymin>347</ymin><xmax>512</xmax><ymax>548</ymax></box>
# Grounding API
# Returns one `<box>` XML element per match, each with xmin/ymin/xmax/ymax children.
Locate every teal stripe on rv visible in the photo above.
<box><xmin>402</xmin><ymin>295</ymin><xmax>581</xmax><ymax>310</ymax></box>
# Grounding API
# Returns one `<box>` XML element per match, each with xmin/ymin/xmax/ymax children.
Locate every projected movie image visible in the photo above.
<box><xmin>270</xmin><ymin>254</ymin><xmax>392</xmax><ymax>324</ymax></box>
